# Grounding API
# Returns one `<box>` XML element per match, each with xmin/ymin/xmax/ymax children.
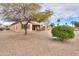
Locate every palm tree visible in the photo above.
<box><xmin>65</xmin><ymin>22</ymin><xmax>68</xmax><ymax>25</ymax></box>
<box><xmin>50</xmin><ymin>23</ymin><xmax>55</xmax><ymax>27</ymax></box>
<box><xmin>57</xmin><ymin>19</ymin><xmax>60</xmax><ymax>26</ymax></box>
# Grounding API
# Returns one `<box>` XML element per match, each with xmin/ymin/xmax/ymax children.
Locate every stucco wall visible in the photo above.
<box><xmin>10</xmin><ymin>23</ymin><xmax>32</xmax><ymax>32</ymax></box>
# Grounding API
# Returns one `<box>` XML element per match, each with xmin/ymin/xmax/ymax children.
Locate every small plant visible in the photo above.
<box><xmin>51</xmin><ymin>25</ymin><xmax>74</xmax><ymax>41</ymax></box>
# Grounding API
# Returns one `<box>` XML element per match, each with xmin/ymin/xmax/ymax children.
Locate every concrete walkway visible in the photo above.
<box><xmin>0</xmin><ymin>30</ymin><xmax>79</xmax><ymax>56</ymax></box>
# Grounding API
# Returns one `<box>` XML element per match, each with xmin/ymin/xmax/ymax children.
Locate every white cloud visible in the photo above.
<box><xmin>42</xmin><ymin>3</ymin><xmax>79</xmax><ymax>18</ymax></box>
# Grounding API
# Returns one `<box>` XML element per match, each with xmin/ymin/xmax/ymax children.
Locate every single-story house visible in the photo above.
<box><xmin>9</xmin><ymin>21</ymin><xmax>47</xmax><ymax>32</ymax></box>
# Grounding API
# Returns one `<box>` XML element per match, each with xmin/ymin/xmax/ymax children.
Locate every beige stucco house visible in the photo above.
<box><xmin>9</xmin><ymin>21</ymin><xmax>47</xmax><ymax>32</ymax></box>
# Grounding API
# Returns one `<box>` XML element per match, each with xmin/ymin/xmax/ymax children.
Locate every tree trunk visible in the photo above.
<box><xmin>24</xmin><ymin>24</ymin><xmax>27</xmax><ymax>35</ymax></box>
<box><xmin>24</xmin><ymin>19</ymin><xmax>31</xmax><ymax>35</ymax></box>
<box><xmin>25</xmin><ymin>28</ymin><xmax>27</xmax><ymax>35</ymax></box>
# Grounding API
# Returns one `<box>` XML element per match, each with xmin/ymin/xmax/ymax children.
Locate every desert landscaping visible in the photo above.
<box><xmin>0</xmin><ymin>30</ymin><xmax>79</xmax><ymax>56</ymax></box>
<box><xmin>0</xmin><ymin>3</ymin><xmax>79</xmax><ymax>56</ymax></box>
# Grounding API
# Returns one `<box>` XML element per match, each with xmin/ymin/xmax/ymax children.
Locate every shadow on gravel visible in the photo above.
<box><xmin>49</xmin><ymin>37</ymin><xmax>72</xmax><ymax>44</ymax></box>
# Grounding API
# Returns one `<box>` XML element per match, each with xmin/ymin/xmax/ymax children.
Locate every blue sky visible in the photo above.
<box><xmin>41</xmin><ymin>3</ymin><xmax>79</xmax><ymax>25</ymax></box>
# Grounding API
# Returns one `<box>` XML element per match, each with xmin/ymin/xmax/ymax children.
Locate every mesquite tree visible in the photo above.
<box><xmin>0</xmin><ymin>3</ymin><xmax>53</xmax><ymax>35</ymax></box>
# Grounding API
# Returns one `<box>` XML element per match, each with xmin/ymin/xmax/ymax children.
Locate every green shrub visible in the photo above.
<box><xmin>73</xmin><ymin>21</ymin><xmax>79</xmax><ymax>27</ymax></box>
<box><xmin>51</xmin><ymin>25</ymin><xmax>74</xmax><ymax>41</ymax></box>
